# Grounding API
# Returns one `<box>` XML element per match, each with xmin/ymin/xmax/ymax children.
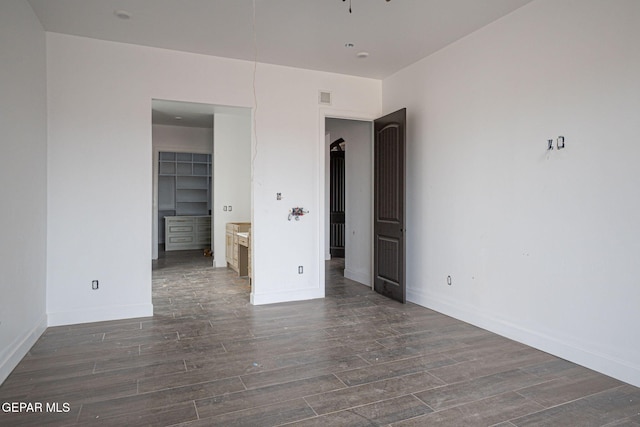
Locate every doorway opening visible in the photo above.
<box><xmin>151</xmin><ymin>99</ymin><xmax>252</xmax><ymax>288</ymax></box>
<box><xmin>324</xmin><ymin>118</ymin><xmax>373</xmax><ymax>289</ymax></box>
<box><xmin>329</xmin><ymin>137</ymin><xmax>345</xmax><ymax>259</ymax></box>
<box><xmin>323</xmin><ymin>109</ymin><xmax>407</xmax><ymax>304</ymax></box>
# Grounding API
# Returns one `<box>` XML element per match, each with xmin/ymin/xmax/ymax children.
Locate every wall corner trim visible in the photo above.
<box><xmin>0</xmin><ymin>314</ymin><xmax>48</xmax><ymax>385</ymax></box>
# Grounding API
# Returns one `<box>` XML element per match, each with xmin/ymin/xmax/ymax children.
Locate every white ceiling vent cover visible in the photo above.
<box><xmin>319</xmin><ymin>91</ymin><xmax>332</xmax><ymax>105</ymax></box>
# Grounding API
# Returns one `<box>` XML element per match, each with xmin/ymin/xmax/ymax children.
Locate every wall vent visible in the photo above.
<box><xmin>319</xmin><ymin>91</ymin><xmax>332</xmax><ymax>105</ymax></box>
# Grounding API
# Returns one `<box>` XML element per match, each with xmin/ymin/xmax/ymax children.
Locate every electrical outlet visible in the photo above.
<box><xmin>92</xmin><ymin>280</ymin><xmax>99</xmax><ymax>290</ymax></box>
<box><xmin>277</xmin><ymin>193</ymin><xmax>282</xmax><ymax>200</ymax></box>
<box><xmin>298</xmin><ymin>266</ymin><xmax>303</xmax><ymax>274</ymax></box>
<box><xmin>447</xmin><ymin>276</ymin><xmax>452</xmax><ymax>286</ymax></box>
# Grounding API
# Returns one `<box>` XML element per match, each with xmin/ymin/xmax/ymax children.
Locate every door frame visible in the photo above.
<box><xmin>318</xmin><ymin>108</ymin><xmax>378</xmax><ymax>291</ymax></box>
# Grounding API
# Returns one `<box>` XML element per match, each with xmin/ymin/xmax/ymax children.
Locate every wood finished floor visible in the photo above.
<box><xmin>1</xmin><ymin>251</ymin><xmax>639</xmax><ymax>426</ymax></box>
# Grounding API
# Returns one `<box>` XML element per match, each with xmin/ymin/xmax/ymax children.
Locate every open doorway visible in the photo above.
<box><xmin>152</xmin><ymin>100</ymin><xmax>214</xmax><ymax>265</ymax></box>
<box><xmin>329</xmin><ymin>137</ymin><xmax>346</xmax><ymax>258</ymax></box>
<box><xmin>324</xmin><ymin>118</ymin><xmax>373</xmax><ymax>288</ymax></box>
<box><xmin>151</xmin><ymin>99</ymin><xmax>252</xmax><ymax>279</ymax></box>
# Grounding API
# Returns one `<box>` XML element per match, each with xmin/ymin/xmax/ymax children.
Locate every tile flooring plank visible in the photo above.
<box><xmin>1</xmin><ymin>361</ymin><xmax>97</xmax><ymax>390</ymax></box>
<box><xmin>15</xmin><ymin>346</ymin><xmax>140</xmax><ymax>371</ymax></box>
<box><xmin>304</xmin><ymin>371</ymin><xmax>444</xmax><ymax>415</ymax></box>
<box><xmin>515</xmin><ymin>370</ymin><xmax>623</xmax><ymax>408</ymax></box>
<box><xmin>356</xmin><ymin>337</ymin><xmax>468</xmax><ymax>365</ymax></box>
<box><xmin>93</xmin><ymin>351</ymin><xmax>187</xmax><ymax>373</ymax></box>
<box><xmin>414</xmin><ymin>369</ymin><xmax>547</xmax><ymax>411</ymax></box>
<box><xmin>427</xmin><ymin>347</ymin><xmax>555</xmax><ymax>384</ymax></box>
<box><xmin>289</xmin><ymin>394</ymin><xmax>433</xmax><ymax>426</ymax></box>
<box><xmin>77</xmin><ymin>376</ymin><xmax>244</xmax><ymax>422</ymax></box>
<box><xmin>137</xmin><ymin>359</ymin><xmax>264</xmax><ymax>393</ymax></box>
<box><xmin>511</xmin><ymin>385</ymin><xmax>640</xmax><ymax>427</ymax></box>
<box><xmin>221</xmin><ymin>330</ymin><xmax>333</xmax><ymax>355</ymax></box>
<box><xmin>138</xmin><ymin>336</ymin><xmax>229</xmax><ymax>356</ymax></box>
<box><xmin>21</xmin><ymin>373</ymin><xmax>138</xmax><ymax>405</ymax></box>
<box><xmin>519</xmin><ymin>358</ymin><xmax>593</xmax><ymax>380</ymax></box>
<box><xmin>437</xmin><ymin>339</ymin><xmax>531</xmax><ymax>364</ymax></box>
<box><xmin>335</xmin><ymin>353</ymin><xmax>457</xmax><ymax>387</ymax></box>
<box><xmin>180</xmin><ymin>398</ymin><xmax>316</xmax><ymax>427</ymax></box>
<box><xmin>194</xmin><ymin>374</ymin><xmax>346</xmax><ymax>419</ymax></box>
<box><xmin>240</xmin><ymin>354</ymin><xmax>370</xmax><ymax>389</ymax></box>
<box><xmin>75</xmin><ymin>401</ymin><xmax>197</xmax><ymax>426</ymax></box>
<box><xmin>602</xmin><ymin>414</ymin><xmax>640</xmax><ymax>426</ymax></box>
<box><xmin>393</xmin><ymin>391</ymin><xmax>545</xmax><ymax>427</ymax></box>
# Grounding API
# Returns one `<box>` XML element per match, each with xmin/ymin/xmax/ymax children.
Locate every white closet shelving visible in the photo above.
<box><xmin>158</xmin><ymin>152</ymin><xmax>212</xmax><ymax>246</ymax></box>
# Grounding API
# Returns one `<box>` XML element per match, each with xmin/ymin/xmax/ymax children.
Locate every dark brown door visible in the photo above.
<box><xmin>374</xmin><ymin>109</ymin><xmax>406</xmax><ymax>303</ymax></box>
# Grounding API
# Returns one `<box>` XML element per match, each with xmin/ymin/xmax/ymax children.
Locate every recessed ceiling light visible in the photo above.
<box><xmin>174</xmin><ymin>116</ymin><xmax>182</xmax><ymax>121</ymax></box>
<box><xmin>356</xmin><ymin>51</ymin><xmax>369</xmax><ymax>59</ymax></box>
<box><xmin>345</xmin><ymin>43</ymin><xmax>355</xmax><ymax>48</ymax></box>
<box><xmin>114</xmin><ymin>10</ymin><xmax>131</xmax><ymax>20</ymax></box>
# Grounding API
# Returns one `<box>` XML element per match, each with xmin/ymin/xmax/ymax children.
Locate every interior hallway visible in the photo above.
<box><xmin>0</xmin><ymin>253</ymin><xmax>639</xmax><ymax>426</ymax></box>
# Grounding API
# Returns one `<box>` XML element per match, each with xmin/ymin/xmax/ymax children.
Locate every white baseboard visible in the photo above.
<box><xmin>47</xmin><ymin>303</ymin><xmax>153</xmax><ymax>327</ymax></box>
<box><xmin>344</xmin><ymin>268</ymin><xmax>371</xmax><ymax>287</ymax></box>
<box><xmin>251</xmin><ymin>287</ymin><xmax>324</xmax><ymax>305</ymax></box>
<box><xmin>0</xmin><ymin>314</ymin><xmax>47</xmax><ymax>385</ymax></box>
<box><xmin>407</xmin><ymin>288</ymin><xmax>640</xmax><ymax>388</ymax></box>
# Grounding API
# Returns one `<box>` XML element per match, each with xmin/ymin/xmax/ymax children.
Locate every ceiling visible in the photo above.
<box><xmin>152</xmin><ymin>100</ymin><xmax>250</xmax><ymax>128</ymax></box>
<box><xmin>27</xmin><ymin>0</ymin><xmax>533</xmax><ymax>80</ymax></box>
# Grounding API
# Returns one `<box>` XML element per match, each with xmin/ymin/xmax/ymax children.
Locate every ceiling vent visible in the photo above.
<box><xmin>319</xmin><ymin>91</ymin><xmax>332</xmax><ymax>106</ymax></box>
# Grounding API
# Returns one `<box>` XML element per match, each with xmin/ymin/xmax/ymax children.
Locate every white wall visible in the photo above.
<box><xmin>213</xmin><ymin>114</ymin><xmax>251</xmax><ymax>268</ymax></box>
<box><xmin>0</xmin><ymin>0</ymin><xmax>48</xmax><ymax>384</ymax></box>
<box><xmin>247</xmin><ymin>63</ymin><xmax>381</xmax><ymax>304</ymax></box>
<box><xmin>383</xmin><ymin>0</ymin><xmax>640</xmax><ymax>387</ymax></box>
<box><xmin>152</xmin><ymin>124</ymin><xmax>213</xmax><ymax>258</ymax></box>
<box><xmin>325</xmin><ymin>119</ymin><xmax>373</xmax><ymax>286</ymax></box>
<box><xmin>45</xmin><ymin>32</ymin><xmax>381</xmax><ymax>324</ymax></box>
